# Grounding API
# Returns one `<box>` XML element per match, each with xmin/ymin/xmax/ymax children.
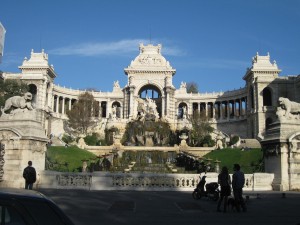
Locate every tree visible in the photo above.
<box><xmin>189</xmin><ymin>110</ymin><xmax>214</xmax><ymax>147</ymax></box>
<box><xmin>186</xmin><ymin>82</ymin><xmax>199</xmax><ymax>93</ymax></box>
<box><xmin>66</xmin><ymin>92</ymin><xmax>99</xmax><ymax>134</ymax></box>
<box><xmin>0</xmin><ymin>79</ymin><xmax>29</xmax><ymax>111</ymax></box>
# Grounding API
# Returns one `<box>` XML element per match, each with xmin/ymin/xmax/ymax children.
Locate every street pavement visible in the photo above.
<box><xmin>39</xmin><ymin>189</ymin><xmax>300</xmax><ymax>225</ymax></box>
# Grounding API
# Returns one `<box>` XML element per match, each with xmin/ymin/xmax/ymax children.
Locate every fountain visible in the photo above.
<box><xmin>84</xmin><ymin>95</ymin><xmax>219</xmax><ymax>174</ymax></box>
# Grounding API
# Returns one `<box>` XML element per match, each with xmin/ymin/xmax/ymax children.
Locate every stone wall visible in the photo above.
<box><xmin>37</xmin><ymin>171</ymin><xmax>274</xmax><ymax>191</ymax></box>
<box><xmin>216</xmin><ymin>119</ymin><xmax>248</xmax><ymax>138</ymax></box>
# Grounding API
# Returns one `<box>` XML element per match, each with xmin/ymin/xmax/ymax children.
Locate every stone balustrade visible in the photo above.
<box><xmin>38</xmin><ymin>171</ymin><xmax>274</xmax><ymax>191</ymax></box>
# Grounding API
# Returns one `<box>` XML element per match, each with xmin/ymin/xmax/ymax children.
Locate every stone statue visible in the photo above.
<box><xmin>182</xmin><ymin>106</ymin><xmax>187</xmax><ymax>119</ymax></box>
<box><xmin>278</xmin><ymin>97</ymin><xmax>300</xmax><ymax>117</ymax></box>
<box><xmin>215</xmin><ymin>132</ymin><xmax>223</xmax><ymax>149</ymax></box>
<box><xmin>180</xmin><ymin>81</ymin><xmax>187</xmax><ymax>89</ymax></box>
<box><xmin>1</xmin><ymin>92</ymin><xmax>33</xmax><ymax>114</ymax></box>
<box><xmin>111</xmin><ymin>105</ymin><xmax>117</xmax><ymax>120</ymax></box>
<box><xmin>136</xmin><ymin>97</ymin><xmax>159</xmax><ymax>120</ymax></box>
<box><xmin>145</xmin><ymin>97</ymin><xmax>158</xmax><ymax>117</ymax></box>
<box><xmin>113</xmin><ymin>80</ymin><xmax>120</xmax><ymax>88</ymax></box>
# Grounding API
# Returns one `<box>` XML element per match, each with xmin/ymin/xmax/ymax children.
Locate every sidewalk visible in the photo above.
<box><xmin>39</xmin><ymin>189</ymin><xmax>300</xmax><ymax>225</ymax></box>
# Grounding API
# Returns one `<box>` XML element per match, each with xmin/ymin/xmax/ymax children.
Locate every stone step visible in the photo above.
<box><xmin>50</xmin><ymin>137</ymin><xmax>65</xmax><ymax>146</ymax></box>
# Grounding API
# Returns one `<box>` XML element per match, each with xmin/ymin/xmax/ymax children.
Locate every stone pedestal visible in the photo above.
<box><xmin>261</xmin><ymin>117</ymin><xmax>300</xmax><ymax>191</ymax></box>
<box><xmin>0</xmin><ymin>109</ymin><xmax>48</xmax><ymax>188</ymax></box>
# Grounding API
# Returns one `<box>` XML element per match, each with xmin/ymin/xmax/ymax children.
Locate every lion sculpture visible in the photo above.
<box><xmin>278</xmin><ymin>97</ymin><xmax>300</xmax><ymax>116</ymax></box>
<box><xmin>2</xmin><ymin>92</ymin><xmax>34</xmax><ymax>114</ymax></box>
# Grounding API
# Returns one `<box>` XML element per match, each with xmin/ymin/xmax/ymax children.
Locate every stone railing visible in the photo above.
<box><xmin>38</xmin><ymin>171</ymin><xmax>274</xmax><ymax>191</ymax></box>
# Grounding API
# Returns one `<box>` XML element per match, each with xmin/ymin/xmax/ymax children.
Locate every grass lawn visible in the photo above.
<box><xmin>46</xmin><ymin>146</ymin><xmax>97</xmax><ymax>172</ymax></box>
<box><xmin>204</xmin><ymin>148</ymin><xmax>263</xmax><ymax>173</ymax></box>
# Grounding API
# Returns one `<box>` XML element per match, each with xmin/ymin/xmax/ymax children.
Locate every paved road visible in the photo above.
<box><xmin>39</xmin><ymin>189</ymin><xmax>300</xmax><ymax>225</ymax></box>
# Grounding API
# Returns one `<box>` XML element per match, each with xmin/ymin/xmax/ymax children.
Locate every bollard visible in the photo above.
<box><xmin>282</xmin><ymin>193</ymin><xmax>286</xmax><ymax>198</ymax></box>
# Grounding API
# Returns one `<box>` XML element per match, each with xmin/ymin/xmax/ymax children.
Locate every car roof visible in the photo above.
<box><xmin>0</xmin><ymin>188</ymin><xmax>48</xmax><ymax>200</ymax></box>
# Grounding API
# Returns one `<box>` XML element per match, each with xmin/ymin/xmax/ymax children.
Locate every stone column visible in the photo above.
<box><xmin>166</xmin><ymin>90</ymin><xmax>170</xmax><ymax>116</ymax></box>
<box><xmin>161</xmin><ymin>95</ymin><xmax>165</xmax><ymax>117</ymax></box>
<box><xmin>52</xmin><ymin>95</ymin><xmax>55</xmax><ymax>112</ymax></box>
<box><xmin>219</xmin><ymin>102</ymin><xmax>223</xmax><ymax>120</ymax></box>
<box><xmin>239</xmin><ymin>99</ymin><xmax>242</xmax><ymax>117</ymax></box>
<box><xmin>62</xmin><ymin>97</ymin><xmax>65</xmax><ymax>114</ymax></box>
<box><xmin>129</xmin><ymin>88</ymin><xmax>134</xmax><ymax>118</ymax></box>
<box><xmin>106</xmin><ymin>99</ymin><xmax>110</xmax><ymax>119</ymax></box>
<box><xmin>69</xmin><ymin>99</ymin><xmax>72</xmax><ymax>111</ymax></box>
<box><xmin>227</xmin><ymin>101</ymin><xmax>230</xmax><ymax>120</ymax></box>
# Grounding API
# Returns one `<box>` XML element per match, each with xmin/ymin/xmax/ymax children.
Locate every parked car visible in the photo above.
<box><xmin>0</xmin><ymin>188</ymin><xmax>75</xmax><ymax>225</ymax></box>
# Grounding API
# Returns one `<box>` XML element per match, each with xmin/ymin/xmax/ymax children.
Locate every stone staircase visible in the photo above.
<box><xmin>50</xmin><ymin>136</ymin><xmax>65</xmax><ymax>146</ymax></box>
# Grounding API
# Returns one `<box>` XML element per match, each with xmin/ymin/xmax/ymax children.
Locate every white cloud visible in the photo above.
<box><xmin>48</xmin><ymin>39</ymin><xmax>185</xmax><ymax>57</ymax></box>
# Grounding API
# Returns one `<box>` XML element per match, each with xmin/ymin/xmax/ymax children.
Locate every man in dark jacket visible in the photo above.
<box><xmin>23</xmin><ymin>161</ymin><xmax>36</xmax><ymax>190</ymax></box>
<box><xmin>232</xmin><ymin>163</ymin><xmax>247</xmax><ymax>212</ymax></box>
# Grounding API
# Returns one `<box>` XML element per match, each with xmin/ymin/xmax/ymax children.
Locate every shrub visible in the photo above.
<box><xmin>230</xmin><ymin>135</ymin><xmax>239</xmax><ymax>146</ymax></box>
<box><xmin>84</xmin><ymin>133</ymin><xmax>100</xmax><ymax>146</ymax></box>
<box><xmin>62</xmin><ymin>134</ymin><xmax>74</xmax><ymax>144</ymax></box>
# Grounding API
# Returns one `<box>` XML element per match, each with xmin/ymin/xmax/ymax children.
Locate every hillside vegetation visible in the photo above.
<box><xmin>46</xmin><ymin>146</ymin><xmax>263</xmax><ymax>173</ymax></box>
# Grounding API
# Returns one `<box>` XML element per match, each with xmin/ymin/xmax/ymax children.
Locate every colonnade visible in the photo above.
<box><xmin>51</xmin><ymin>93</ymin><xmax>247</xmax><ymax>122</ymax></box>
<box><xmin>51</xmin><ymin>94</ymin><xmax>125</xmax><ymax>119</ymax></box>
<box><xmin>186</xmin><ymin>97</ymin><xmax>247</xmax><ymax>120</ymax></box>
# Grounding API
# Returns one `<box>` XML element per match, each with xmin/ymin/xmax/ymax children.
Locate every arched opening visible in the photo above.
<box><xmin>138</xmin><ymin>85</ymin><xmax>162</xmax><ymax>117</ymax></box>
<box><xmin>111</xmin><ymin>101</ymin><xmax>121</xmax><ymax>118</ymax></box>
<box><xmin>263</xmin><ymin>87</ymin><xmax>272</xmax><ymax>106</ymax></box>
<box><xmin>28</xmin><ymin>84</ymin><xmax>37</xmax><ymax>107</ymax></box>
<box><xmin>178</xmin><ymin>102</ymin><xmax>188</xmax><ymax>119</ymax></box>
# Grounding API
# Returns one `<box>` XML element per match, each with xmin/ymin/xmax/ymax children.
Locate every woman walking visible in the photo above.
<box><xmin>217</xmin><ymin>166</ymin><xmax>231</xmax><ymax>213</ymax></box>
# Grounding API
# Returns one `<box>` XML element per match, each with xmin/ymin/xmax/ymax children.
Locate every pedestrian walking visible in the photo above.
<box><xmin>217</xmin><ymin>166</ymin><xmax>231</xmax><ymax>212</ymax></box>
<box><xmin>23</xmin><ymin>161</ymin><xmax>36</xmax><ymax>190</ymax></box>
<box><xmin>232</xmin><ymin>163</ymin><xmax>246</xmax><ymax>212</ymax></box>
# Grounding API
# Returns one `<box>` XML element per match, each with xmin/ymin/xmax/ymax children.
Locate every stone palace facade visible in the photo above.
<box><xmin>1</xmin><ymin>44</ymin><xmax>299</xmax><ymax>141</ymax></box>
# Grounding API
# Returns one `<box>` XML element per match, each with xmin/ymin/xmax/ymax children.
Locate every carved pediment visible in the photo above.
<box><xmin>125</xmin><ymin>44</ymin><xmax>175</xmax><ymax>73</ymax></box>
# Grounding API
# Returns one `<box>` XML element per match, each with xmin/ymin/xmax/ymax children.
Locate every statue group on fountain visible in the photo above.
<box><xmin>136</xmin><ymin>97</ymin><xmax>159</xmax><ymax>121</ymax></box>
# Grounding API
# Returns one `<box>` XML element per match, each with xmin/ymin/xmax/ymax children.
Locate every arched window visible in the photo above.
<box><xmin>178</xmin><ymin>102</ymin><xmax>188</xmax><ymax>119</ymax></box>
<box><xmin>263</xmin><ymin>88</ymin><xmax>272</xmax><ymax>106</ymax></box>
<box><xmin>112</xmin><ymin>101</ymin><xmax>121</xmax><ymax>118</ymax></box>
<box><xmin>28</xmin><ymin>84</ymin><xmax>37</xmax><ymax>107</ymax></box>
<box><xmin>138</xmin><ymin>85</ymin><xmax>162</xmax><ymax>117</ymax></box>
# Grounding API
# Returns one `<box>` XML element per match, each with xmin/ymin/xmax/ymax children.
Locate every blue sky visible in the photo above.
<box><xmin>1</xmin><ymin>0</ymin><xmax>299</xmax><ymax>92</ymax></box>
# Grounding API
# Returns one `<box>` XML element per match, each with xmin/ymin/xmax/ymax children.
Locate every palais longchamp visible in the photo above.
<box><xmin>1</xmin><ymin>44</ymin><xmax>297</xmax><ymax>142</ymax></box>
